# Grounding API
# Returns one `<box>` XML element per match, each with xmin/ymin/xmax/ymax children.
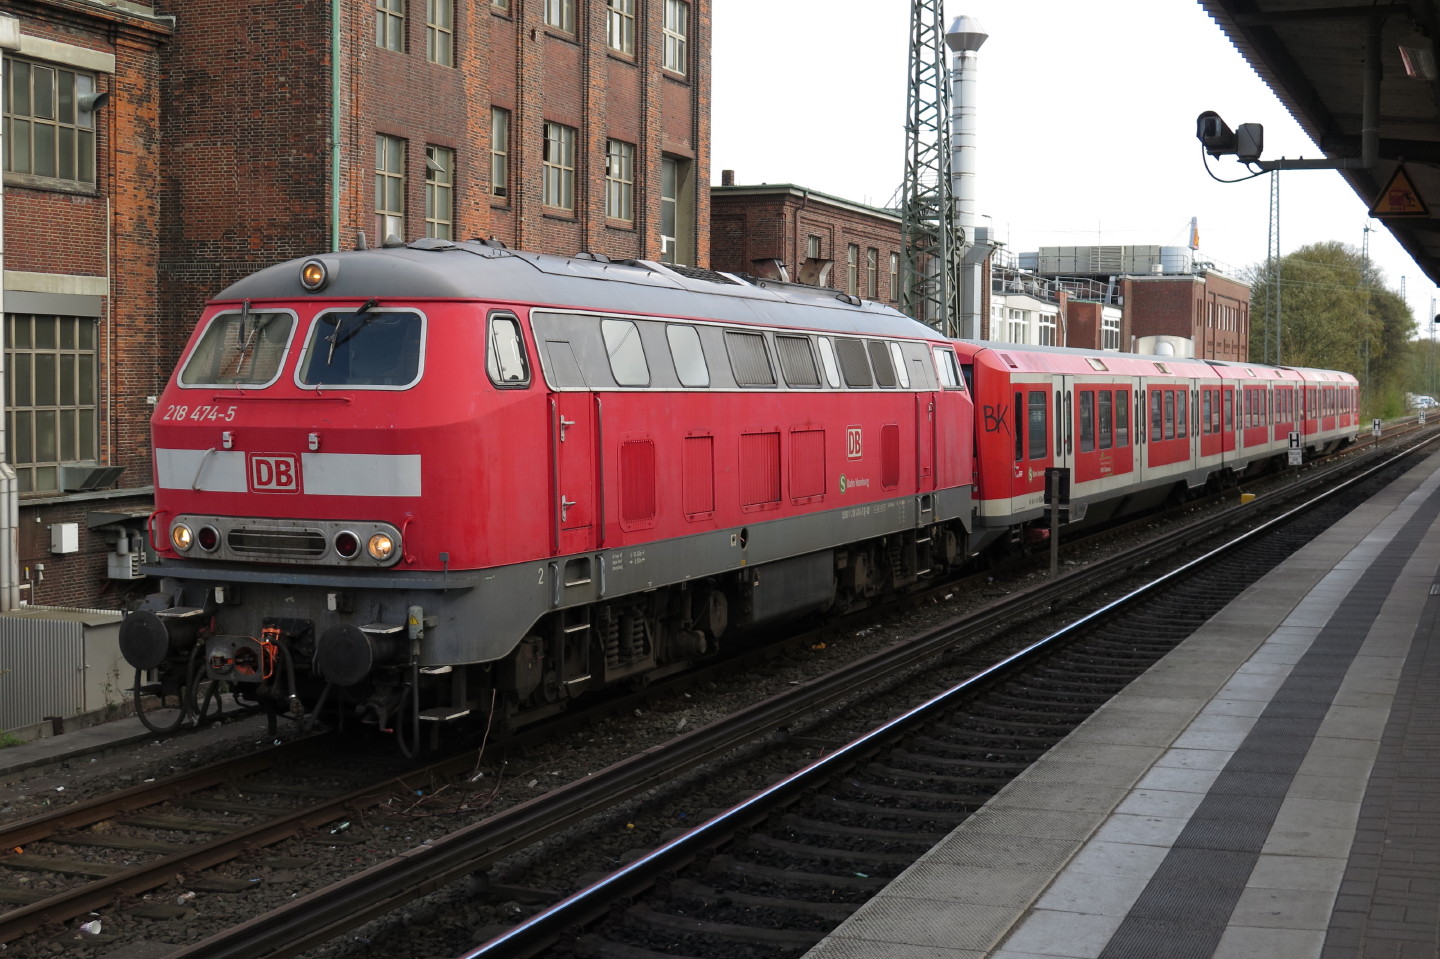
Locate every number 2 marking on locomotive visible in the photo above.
<box><xmin>538</xmin><ymin>567</ymin><xmax>545</xmax><ymax>585</ymax></box>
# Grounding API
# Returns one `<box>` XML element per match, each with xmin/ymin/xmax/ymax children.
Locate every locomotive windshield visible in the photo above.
<box><xmin>298</xmin><ymin>309</ymin><xmax>424</xmax><ymax>388</ymax></box>
<box><xmin>179</xmin><ymin>307</ymin><xmax>295</xmax><ymax>388</ymax></box>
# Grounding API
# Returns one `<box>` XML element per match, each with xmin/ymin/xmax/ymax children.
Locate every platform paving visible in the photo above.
<box><xmin>806</xmin><ymin>448</ymin><xmax>1440</xmax><ymax>959</ymax></box>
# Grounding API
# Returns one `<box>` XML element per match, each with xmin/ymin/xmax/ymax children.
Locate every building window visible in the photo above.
<box><xmin>660</xmin><ymin>155</ymin><xmax>693</xmax><ymax>264</ymax></box>
<box><xmin>490</xmin><ymin>107</ymin><xmax>510</xmax><ymax>200</ymax></box>
<box><xmin>607</xmin><ymin>0</ymin><xmax>636</xmax><ymax>55</ymax></box>
<box><xmin>605</xmin><ymin>139</ymin><xmax>635</xmax><ymax>222</ymax></box>
<box><xmin>544</xmin><ymin>0</ymin><xmax>575</xmax><ymax>33</ymax></box>
<box><xmin>889</xmin><ymin>252</ymin><xmax>900</xmax><ymax>302</ymax></box>
<box><xmin>2</xmin><ymin>56</ymin><xmax>99</xmax><ymax>187</ymax></box>
<box><xmin>866</xmin><ymin>248</ymin><xmax>879</xmax><ymax>299</ymax></box>
<box><xmin>6</xmin><ymin>314</ymin><xmax>97</xmax><ymax>494</ymax></box>
<box><xmin>1038</xmin><ymin>312</ymin><xmax>1057</xmax><ymax>346</ymax></box>
<box><xmin>426</xmin><ymin>0</ymin><xmax>454</xmax><ymax>66</ymax></box>
<box><xmin>1102</xmin><ymin>313</ymin><xmax>1121</xmax><ymax>351</ymax></box>
<box><xmin>542</xmin><ymin>121</ymin><xmax>576</xmax><ymax>211</ymax></box>
<box><xmin>806</xmin><ymin>235</ymin><xmax>822</xmax><ymax>260</ymax></box>
<box><xmin>492</xmin><ymin>0</ymin><xmax>509</xmax><ymax>9</ymax></box>
<box><xmin>377</xmin><ymin>0</ymin><xmax>405</xmax><ymax>51</ymax></box>
<box><xmin>846</xmin><ymin>244</ymin><xmax>859</xmax><ymax>296</ymax></box>
<box><xmin>663</xmin><ymin>0</ymin><xmax>689</xmax><ymax>75</ymax></box>
<box><xmin>375</xmin><ymin>134</ymin><xmax>406</xmax><ymax>242</ymax></box>
<box><xmin>425</xmin><ymin>145</ymin><xmax>454</xmax><ymax>239</ymax></box>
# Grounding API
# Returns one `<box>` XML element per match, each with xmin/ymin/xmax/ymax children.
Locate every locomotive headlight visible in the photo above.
<box><xmin>171</xmin><ymin>523</ymin><xmax>194</xmax><ymax>552</ymax></box>
<box><xmin>299</xmin><ymin>258</ymin><xmax>332</xmax><ymax>292</ymax></box>
<box><xmin>367</xmin><ymin>532</ymin><xmax>397</xmax><ymax>562</ymax></box>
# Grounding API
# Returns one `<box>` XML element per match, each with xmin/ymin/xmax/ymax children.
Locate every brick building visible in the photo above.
<box><xmin>1</xmin><ymin>0</ymin><xmax>708</xmax><ymax>609</ymax></box>
<box><xmin>710</xmin><ymin>176</ymin><xmax>904</xmax><ymax>304</ymax></box>
<box><xmin>1120</xmin><ymin>271</ymin><xmax>1251</xmax><ymax>361</ymax></box>
<box><xmin>155</xmin><ymin>0</ymin><xmax>710</xmax><ymax>356</ymax></box>
<box><xmin>1</xmin><ymin>1</ymin><xmax>171</xmax><ymax>609</ymax></box>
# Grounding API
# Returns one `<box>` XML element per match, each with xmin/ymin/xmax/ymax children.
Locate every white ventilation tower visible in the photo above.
<box><xmin>946</xmin><ymin>15</ymin><xmax>989</xmax><ymax>340</ymax></box>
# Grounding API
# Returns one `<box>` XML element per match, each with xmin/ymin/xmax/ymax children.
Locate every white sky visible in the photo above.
<box><xmin>711</xmin><ymin>0</ymin><xmax>1439</xmax><ymax>329</ymax></box>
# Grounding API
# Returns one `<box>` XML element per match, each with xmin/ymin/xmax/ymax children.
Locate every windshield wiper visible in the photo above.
<box><xmin>326</xmin><ymin>298</ymin><xmax>380</xmax><ymax>364</ymax></box>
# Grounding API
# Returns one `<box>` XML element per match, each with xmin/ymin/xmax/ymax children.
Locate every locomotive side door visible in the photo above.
<box><xmin>916</xmin><ymin>390</ymin><xmax>936</xmax><ymax>493</ymax></box>
<box><xmin>550</xmin><ymin>389</ymin><xmax>598</xmax><ymax>556</ymax></box>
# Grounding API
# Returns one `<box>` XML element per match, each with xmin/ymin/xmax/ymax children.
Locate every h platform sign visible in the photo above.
<box><xmin>1288</xmin><ymin>431</ymin><xmax>1303</xmax><ymax>467</ymax></box>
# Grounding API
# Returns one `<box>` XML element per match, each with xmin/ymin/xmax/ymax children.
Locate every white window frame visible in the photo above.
<box><xmin>425</xmin><ymin>145</ymin><xmax>454</xmax><ymax>239</ymax></box>
<box><xmin>605</xmin><ymin>139</ymin><xmax>635</xmax><ymax>222</ymax></box>
<box><xmin>544</xmin><ymin>0</ymin><xmax>576</xmax><ymax>33</ymax></box>
<box><xmin>543</xmin><ymin>121</ymin><xmax>576</xmax><ymax>211</ymax></box>
<box><xmin>377</xmin><ymin>0</ymin><xmax>405</xmax><ymax>51</ymax></box>
<box><xmin>663</xmin><ymin>0</ymin><xmax>689</xmax><ymax>75</ymax></box>
<box><xmin>490</xmin><ymin>107</ymin><xmax>510</xmax><ymax>200</ymax></box>
<box><xmin>426</xmin><ymin>0</ymin><xmax>454</xmax><ymax>66</ymax></box>
<box><xmin>375</xmin><ymin>133</ymin><xmax>406</xmax><ymax>242</ymax></box>
<box><xmin>607</xmin><ymin>0</ymin><xmax>636</xmax><ymax>55</ymax></box>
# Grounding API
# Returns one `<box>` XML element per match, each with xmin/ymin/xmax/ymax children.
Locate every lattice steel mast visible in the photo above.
<box><xmin>900</xmin><ymin>0</ymin><xmax>960</xmax><ymax>336</ymax></box>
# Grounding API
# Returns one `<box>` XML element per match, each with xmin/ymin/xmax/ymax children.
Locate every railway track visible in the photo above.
<box><xmin>0</xmin><ymin>428</ymin><xmax>1425</xmax><ymax>957</ymax></box>
<box><xmin>107</xmin><ymin>430</ymin><xmax>1430</xmax><ymax>959</ymax></box>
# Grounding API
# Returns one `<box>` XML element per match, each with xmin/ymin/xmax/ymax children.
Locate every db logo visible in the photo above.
<box><xmin>846</xmin><ymin>427</ymin><xmax>863</xmax><ymax>460</ymax></box>
<box><xmin>247</xmin><ymin>453</ymin><xmax>301</xmax><ymax>493</ymax></box>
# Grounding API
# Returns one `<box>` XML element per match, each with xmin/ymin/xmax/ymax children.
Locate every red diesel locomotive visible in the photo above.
<box><xmin>119</xmin><ymin>239</ymin><xmax>977</xmax><ymax>748</ymax></box>
<box><xmin>118</xmin><ymin>237</ymin><xmax>1358</xmax><ymax>748</ymax></box>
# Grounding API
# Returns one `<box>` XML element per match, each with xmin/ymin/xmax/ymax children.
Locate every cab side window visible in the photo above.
<box><xmin>486</xmin><ymin>313</ymin><xmax>530</xmax><ymax>387</ymax></box>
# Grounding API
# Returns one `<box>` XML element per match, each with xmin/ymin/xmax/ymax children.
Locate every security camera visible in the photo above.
<box><xmin>1196</xmin><ymin>111</ymin><xmax>1236</xmax><ymax>158</ymax></box>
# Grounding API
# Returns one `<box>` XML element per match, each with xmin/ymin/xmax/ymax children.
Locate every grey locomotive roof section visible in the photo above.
<box><xmin>215</xmin><ymin>239</ymin><xmax>939</xmax><ymax>340</ymax></box>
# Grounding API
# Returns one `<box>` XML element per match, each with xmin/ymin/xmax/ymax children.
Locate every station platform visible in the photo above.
<box><xmin>806</xmin><ymin>447</ymin><xmax>1440</xmax><ymax>959</ymax></box>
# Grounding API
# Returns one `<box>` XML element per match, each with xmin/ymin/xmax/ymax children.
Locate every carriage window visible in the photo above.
<box><xmin>667</xmin><ymin>324</ymin><xmax>709</xmax><ymax>387</ymax></box>
<box><xmin>486</xmin><ymin>314</ymin><xmax>529</xmax><ymax>387</ymax></box>
<box><xmin>1164</xmin><ymin>391</ymin><xmax>1175</xmax><ymax>439</ymax></box>
<box><xmin>889</xmin><ymin>343</ymin><xmax>911</xmax><ymax>388</ymax></box>
<box><xmin>1150</xmin><ymin>390</ymin><xmax>1163</xmax><ymax>442</ymax></box>
<box><xmin>1098</xmin><ymin>390</ymin><xmax>1113</xmax><ymax>449</ymax></box>
<box><xmin>602</xmin><ymin>318</ymin><xmax>650</xmax><ymax>386</ymax></box>
<box><xmin>776</xmin><ymin>334</ymin><xmax>820</xmax><ymax>387</ymax></box>
<box><xmin>180</xmin><ymin>308</ymin><xmax>295</xmax><ymax>387</ymax></box>
<box><xmin>835</xmin><ymin>338</ymin><xmax>872</xmax><ymax>388</ymax></box>
<box><xmin>932</xmin><ymin>347</ymin><xmax>963</xmax><ymax>388</ymax></box>
<box><xmin>1116</xmin><ymin>390</ymin><xmax>1129</xmax><ymax>447</ymax></box>
<box><xmin>867</xmin><ymin>341</ymin><xmax>897</xmax><ymax>388</ymax></box>
<box><xmin>725</xmin><ymin>330</ymin><xmax>775</xmax><ymax>386</ymax></box>
<box><xmin>1202</xmin><ymin>390</ymin><xmax>1212</xmax><ymax>434</ymax></box>
<box><xmin>1177</xmin><ymin>390</ymin><xmax>1187</xmax><ymax>438</ymax></box>
<box><xmin>1028</xmin><ymin>390</ymin><xmax>1048</xmax><ymax>460</ymax></box>
<box><xmin>1225</xmin><ymin>390</ymin><xmax>1234</xmax><ymax>430</ymax></box>
<box><xmin>299</xmin><ymin>309</ymin><xmax>423</xmax><ymax>388</ymax></box>
<box><xmin>1079</xmin><ymin>391</ymin><xmax>1095</xmax><ymax>453</ymax></box>
<box><xmin>817</xmin><ymin>337</ymin><xmax>841</xmax><ymax>388</ymax></box>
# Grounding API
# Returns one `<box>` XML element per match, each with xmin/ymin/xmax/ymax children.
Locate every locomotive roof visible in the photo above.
<box><xmin>214</xmin><ymin>239</ymin><xmax>941</xmax><ymax>341</ymax></box>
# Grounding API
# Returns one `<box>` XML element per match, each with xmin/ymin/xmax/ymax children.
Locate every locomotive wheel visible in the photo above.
<box><xmin>133</xmin><ymin>668</ymin><xmax>188</xmax><ymax>734</ymax></box>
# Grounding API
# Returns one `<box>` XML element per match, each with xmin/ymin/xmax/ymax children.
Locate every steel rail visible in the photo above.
<box><xmin>157</xmin><ymin>432</ymin><xmax>1438</xmax><ymax>959</ymax></box>
<box><xmin>461</xmin><ymin>431</ymin><xmax>1440</xmax><ymax>957</ymax></box>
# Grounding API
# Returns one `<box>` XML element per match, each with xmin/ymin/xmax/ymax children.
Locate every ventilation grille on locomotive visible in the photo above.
<box><xmin>227</xmin><ymin>527</ymin><xmax>328</xmax><ymax>556</ymax></box>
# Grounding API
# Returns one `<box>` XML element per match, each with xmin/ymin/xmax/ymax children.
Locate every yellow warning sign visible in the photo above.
<box><xmin>1371</xmin><ymin>165</ymin><xmax>1430</xmax><ymax>217</ymax></box>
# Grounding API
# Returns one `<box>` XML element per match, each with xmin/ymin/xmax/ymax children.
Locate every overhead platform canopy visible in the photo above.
<box><xmin>1200</xmin><ymin>1</ymin><xmax>1440</xmax><ymax>284</ymax></box>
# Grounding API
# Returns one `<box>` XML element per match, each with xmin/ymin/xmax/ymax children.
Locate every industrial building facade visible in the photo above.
<box><xmin>2</xmin><ymin>0</ymin><xmax>709</xmax><ymax>608</ymax></box>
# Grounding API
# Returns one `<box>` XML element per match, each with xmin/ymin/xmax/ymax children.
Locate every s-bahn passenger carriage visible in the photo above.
<box><xmin>121</xmin><ymin>239</ymin><xmax>976</xmax><ymax>748</ymax></box>
<box><xmin>1291</xmin><ymin>366</ymin><xmax>1360</xmax><ymax>453</ymax></box>
<box><xmin>952</xmin><ymin>342</ymin><xmax>1219</xmax><ymax>551</ymax></box>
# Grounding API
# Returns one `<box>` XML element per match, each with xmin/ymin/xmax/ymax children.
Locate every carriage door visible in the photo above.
<box><xmin>551</xmin><ymin>391</ymin><xmax>597</xmax><ymax>555</ymax></box>
<box><xmin>916</xmin><ymin>390</ymin><xmax>936</xmax><ymax>494</ymax></box>
<box><xmin>1053</xmin><ymin>375</ymin><xmax>1073</xmax><ymax>475</ymax></box>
